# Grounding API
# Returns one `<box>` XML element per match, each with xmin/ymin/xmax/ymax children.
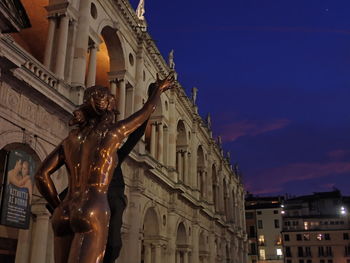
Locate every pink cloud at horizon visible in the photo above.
<box><xmin>219</xmin><ymin>119</ymin><xmax>291</xmax><ymax>142</ymax></box>
<box><xmin>328</xmin><ymin>149</ymin><xmax>350</xmax><ymax>161</ymax></box>
<box><xmin>246</xmin><ymin>161</ymin><xmax>350</xmax><ymax>195</ymax></box>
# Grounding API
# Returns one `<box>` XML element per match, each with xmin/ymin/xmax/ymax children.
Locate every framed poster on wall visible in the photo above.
<box><xmin>0</xmin><ymin>149</ymin><xmax>36</xmax><ymax>229</ymax></box>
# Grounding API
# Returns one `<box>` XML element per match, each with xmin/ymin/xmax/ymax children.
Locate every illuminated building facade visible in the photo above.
<box><xmin>282</xmin><ymin>190</ymin><xmax>350</xmax><ymax>263</ymax></box>
<box><xmin>245</xmin><ymin>195</ymin><xmax>284</xmax><ymax>263</ymax></box>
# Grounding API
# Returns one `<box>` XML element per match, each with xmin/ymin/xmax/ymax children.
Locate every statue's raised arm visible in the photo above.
<box><xmin>114</xmin><ymin>73</ymin><xmax>175</xmax><ymax>139</ymax></box>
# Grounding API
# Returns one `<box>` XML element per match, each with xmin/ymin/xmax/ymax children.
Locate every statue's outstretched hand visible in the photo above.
<box><xmin>156</xmin><ymin>72</ymin><xmax>175</xmax><ymax>93</ymax></box>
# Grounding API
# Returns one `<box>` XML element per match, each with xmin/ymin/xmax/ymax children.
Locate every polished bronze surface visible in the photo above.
<box><xmin>35</xmin><ymin>73</ymin><xmax>174</xmax><ymax>263</ymax></box>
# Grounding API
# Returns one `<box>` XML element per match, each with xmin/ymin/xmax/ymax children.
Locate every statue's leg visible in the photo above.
<box><xmin>52</xmin><ymin>205</ymin><xmax>74</xmax><ymax>263</ymax></box>
<box><xmin>103</xmin><ymin>193</ymin><xmax>127</xmax><ymax>263</ymax></box>
<box><xmin>54</xmin><ymin>235</ymin><xmax>74</xmax><ymax>263</ymax></box>
<box><xmin>68</xmin><ymin>219</ymin><xmax>109</xmax><ymax>263</ymax></box>
<box><xmin>68</xmin><ymin>194</ymin><xmax>110</xmax><ymax>263</ymax></box>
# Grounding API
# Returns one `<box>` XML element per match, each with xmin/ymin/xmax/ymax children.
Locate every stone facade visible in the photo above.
<box><xmin>0</xmin><ymin>0</ymin><xmax>247</xmax><ymax>262</ymax></box>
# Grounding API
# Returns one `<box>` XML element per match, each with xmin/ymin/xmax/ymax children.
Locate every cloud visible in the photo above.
<box><xmin>246</xmin><ymin>161</ymin><xmax>350</xmax><ymax>195</ymax></box>
<box><xmin>328</xmin><ymin>149</ymin><xmax>350</xmax><ymax>161</ymax></box>
<box><xmin>219</xmin><ymin>119</ymin><xmax>291</xmax><ymax>142</ymax></box>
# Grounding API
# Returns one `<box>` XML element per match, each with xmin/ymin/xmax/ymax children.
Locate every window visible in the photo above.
<box><xmin>257</xmin><ymin>211</ymin><xmax>262</xmax><ymax>215</ymax></box>
<box><xmin>250</xmin><ymin>243</ymin><xmax>257</xmax><ymax>255</ymax></box>
<box><xmin>297</xmin><ymin>234</ymin><xmax>302</xmax><ymax>241</ymax></box>
<box><xmin>284</xmin><ymin>234</ymin><xmax>290</xmax><ymax>241</ymax></box>
<box><xmin>276</xmin><ymin>248</ymin><xmax>283</xmax><ymax>256</ymax></box>
<box><xmin>325</xmin><ymin>233</ymin><xmax>330</xmax><ymax>240</ymax></box>
<box><xmin>274</xmin><ymin>210</ymin><xmax>278</xmax><ymax>214</ymax></box>
<box><xmin>274</xmin><ymin>219</ymin><xmax>280</xmax><ymax>228</ymax></box>
<box><xmin>298</xmin><ymin>247</ymin><xmax>304</xmax><ymax>257</ymax></box>
<box><xmin>287</xmin><ymin>260</ymin><xmax>292</xmax><ymax>263</ymax></box>
<box><xmin>303</xmin><ymin>234</ymin><xmax>310</xmax><ymax>241</ymax></box>
<box><xmin>320</xmin><ymin>260</ymin><xmax>325</xmax><ymax>263</ymax></box>
<box><xmin>259</xmin><ymin>249</ymin><xmax>266</xmax><ymax>260</ymax></box>
<box><xmin>345</xmin><ymin>245</ymin><xmax>350</xmax><ymax>256</ymax></box>
<box><xmin>258</xmin><ymin>235</ymin><xmax>265</xmax><ymax>246</ymax></box>
<box><xmin>306</xmin><ymin>260</ymin><xmax>312</xmax><ymax>263</ymax></box>
<box><xmin>245</xmin><ymin>212</ymin><xmax>254</xmax><ymax>219</ymax></box>
<box><xmin>327</xmin><ymin>260</ymin><xmax>333</xmax><ymax>263</ymax></box>
<box><xmin>305</xmin><ymin>247</ymin><xmax>312</xmax><ymax>257</ymax></box>
<box><xmin>258</xmin><ymin>220</ymin><xmax>263</xmax><ymax>229</ymax></box>
<box><xmin>249</xmin><ymin>226</ymin><xmax>256</xmax><ymax>238</ymax></box>
<box><xmin>344</xmin><ymin>233</ymin><xmax>349</xmax><ymax>240</ymax></box>
<box><xmin>286</xmin><ymin>246</ymin><xmax>292</xmax><ymax>257</ymax></box>
<box><xmin>299</xmin><ymin>260</ymin><xmax>304</xmax><ymax>263</ymax></box>
<box><xmin>318</xmin><ymin>246</ymin><xmax>324</xmax><ymax>257</ymax></box>
<box><xmin>325</xmin><ymin>246</ymin><xmax>332</xmax><ymax>257</ymax></box>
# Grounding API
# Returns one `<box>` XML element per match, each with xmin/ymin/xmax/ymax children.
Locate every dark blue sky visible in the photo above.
<box><xmin>130</xmin><ymin>0</ymin><xmax>350</xmax><ymax>196</ymax></box>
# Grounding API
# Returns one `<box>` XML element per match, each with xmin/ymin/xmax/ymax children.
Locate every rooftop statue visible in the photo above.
<box><xmin>35</xmin><ymin>73</ymin><xmax>175</xmax><ymax>263</ymax></box>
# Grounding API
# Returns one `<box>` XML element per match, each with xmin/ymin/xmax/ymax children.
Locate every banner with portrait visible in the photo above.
<box><xmin>0</xmin><ymin>149</ymin><xmax>36</xmax><ymax>229</ymax></box>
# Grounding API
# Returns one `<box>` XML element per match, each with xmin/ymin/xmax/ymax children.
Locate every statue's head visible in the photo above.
<box><xmin>84</xmin><ymin>86</ymin><xmax>111</xmax><ymax>115</ymax></box>
<box><xmin>69</xmin><ymin>86</ymin><xmax>117</xmax><ymax>127</ymax></box>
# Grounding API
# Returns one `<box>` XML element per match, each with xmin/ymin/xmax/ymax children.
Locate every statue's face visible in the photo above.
<box><xmin>91</xmin><ymin>90</ymin><xmax>109</xmax><ymax>112</ymax></box>
<box><xmin>83</xmin><ymin>86</ymin><xmax>110</xmax><ymax>115</ymax></box>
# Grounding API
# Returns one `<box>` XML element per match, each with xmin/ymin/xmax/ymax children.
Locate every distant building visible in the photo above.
<box><xmin>282</xmin><ymin>190</ymin><xmax>350</xmax><ymax>263</ymax></box>
<box><xmin>246</xmin><ymin>195</ymin><xmax>285</xmax><ymax>263</ymax></box>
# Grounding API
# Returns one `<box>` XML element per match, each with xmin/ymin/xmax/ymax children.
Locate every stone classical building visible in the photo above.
<box><xmin>282</xmin><ymin>190</ymin><xmax>350</xmax><ymax>263</ymax></box>
<box><xmin>0</xmin><ymin>0</ymin><xmax>247</xmax><ymax>262</ymax></box>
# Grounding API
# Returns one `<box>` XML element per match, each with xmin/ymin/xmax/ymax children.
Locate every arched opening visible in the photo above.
<box><xmin>232</xmin><ymin>188</ymin><xmax>236</xmax><ymax>223</ymax></box>
<box><xmin>226</xmin><ymin>244</ymin><xmax>230</xmax><ymax>263</ymax></box>
<box><xmin>223</xmin><ymin>179</ymin><xmax>228</xmax><ymax>220</ymax></box>
<box><xmin>0</xmin><ymin>143</ymin><xmax>40</xmax><ymax>262</ymax></box>
<box><xmin>176</xmin><ymin>222</ymin><xmax>188</xmax><ymax>263</ymax></box>
<box><xmin>92</xmin><ymin>26</ymin><xmax>125</xmax><ymax>88</ymax></box>
<box><xmin>11</xmin><ymin>0</ymin><xmax>48</xmax><ymax>63</ymax></box>
<box><xmin>176</xmin><ymin>121</ymin><xmax>188</xmax><ymax>183</ymax></box>
<box><xmin>212</xmin><ymin>164</ymin><xmax>218</xmax><ymax>212</ymax></box>
<box><xmin>199</xmin><ymin>231</ymin><xmax>208</xmax><ymax>263</ymax></box>
<box><xmin>145</xmin><ymin>97</ymin><xmax>168</xmax><ymax>164</ymax></box>
<box><xmin>141</xmin><ymin>207</ymin><xmax>161</xmax><ymax>263</ymax></box>
<box><xmin>197</xmin><ymin>146</ymin><xmax>206</xmax><ymax>199</ymax></box>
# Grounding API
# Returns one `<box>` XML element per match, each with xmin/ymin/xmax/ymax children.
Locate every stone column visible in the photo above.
<box><xmin>209</xmin><ymin>234</ymin><xmax>216</xmax><ymax>263</ymax></box>
<box><xmin>44</xmin><ymin>17</ymin><xmax>56</xmax><ymax>68</ymax></box>
<box><xmin>155</xmin><ymin>244</ymin><xmax>162</xmax><ymax>263</ymax></box>
<box><xmin>168</xmin><ymin>91</ymin><xmax>177</xmax><ymax>170</ymax></box>
<box><xmin>66</xmin><ymin>20</ymin><xmax>78</xmax><ymax>83</ymax></box>
<box><xmin>15</xmin><ymin>224</ymin><xmax>32</xmax><ymax>263</ymax></box>
<box><xmin>177</xmin><ymin>151</ymin><xmax>183</xmax><ymax>182</ymax></box>
<box><xmin>144</xmin><ymin>243</ymin><xmax>152</xmax><ymax>263</ymax></box>
<box><xmin>157</xmin><ymin>123</ymin><xmax>164</xmax><ymax>163</ymax></box>
<box><xmin>30</xmin><ymin>204</ymin><xmax>50</xmax><ymax>263</ymax></box>
<box><xmin>183</xmin><ymin>152</ymin><xmax>188</xmax><ymax>185</ymax></box>
<box><xmin>86</xmin><ymin>43</ymin><xmax>98</xmax><ymax>87</ymax></box>
<box><xmin>184</xmin><ymin>251</ymin><xmax>189</xmax><ymax>263</ymax></box>
<box><xmin>192</xmin><ymin>226</ymin><xmax>199</xmax><ymax>263</ymax></box>
<box><xmin>168</xmin><ymin>212</ymin><xmax>177</xmax><ymax>263</ymax></box>
<box><xmin>163</xmin><ymin>127</ymin><xmax>169</xmax><ymax>165</ymax></box>
<box><xmin>71</xmin><ymin>0</ymin><xmax>90</xmax><ymax>86</ymax></box>
<box><xmin>176</xmin><ymin>251</ymin><xmax>181</xmax><ymax>263</ymax></box>
<box><xmin>117</xmin><ymin>79</ymin><xmax>126</xmax><ymax>120</ymax></box>
<box><xmin>150</xmin><ymin>123</ymin><xmax>157</xmax><ymax>157</ymax></box>
<box><xmin>110</xmin><ymin>80</ymin><xmax>117</xmax><ymax>96</ymax></box>
<box><xmin>218</xmin><ymin>177</ymin><xmax>225</xmax><ymax>214</ymax></box>
<box><xmin>55</xmin><ymin>15</ymin><xmax>70</xmax><ymax>79</ymax></box>
<box><xmin>124</xmin><ymin>192</ymin><xmax>142</xmax><ymax>263</ymax></box>
<box><xmin>203</xmin><ymin>171</ymin><xmax>208</xmax><ymax>201</ymax></box>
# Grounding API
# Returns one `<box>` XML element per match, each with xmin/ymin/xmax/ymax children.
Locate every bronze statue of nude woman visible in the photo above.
<box><xmin>35</xmin><ymin>73</ymin><xmax>175</xmax><ymax>263</ymax></box>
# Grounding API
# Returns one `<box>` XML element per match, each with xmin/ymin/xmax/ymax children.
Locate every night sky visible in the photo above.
<box><xmin>129</xmin><ymin>0</ymin><xmax>350</xmax><ymax>196</ymax></box>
